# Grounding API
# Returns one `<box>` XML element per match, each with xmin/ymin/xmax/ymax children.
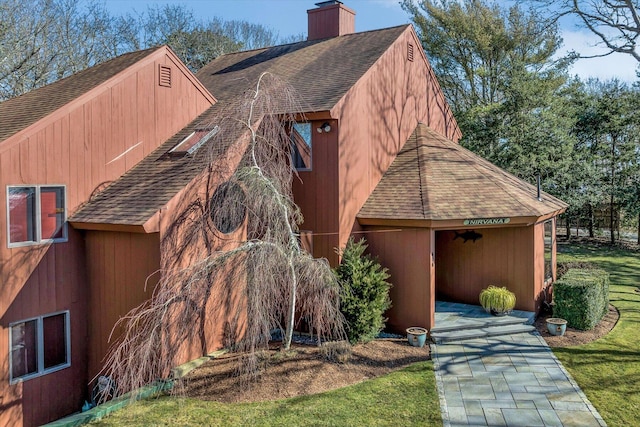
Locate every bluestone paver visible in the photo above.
<box><xmin>432</xmin><ymin>302</ymin><xmax>607</xmax><ymax>426</ymax></box>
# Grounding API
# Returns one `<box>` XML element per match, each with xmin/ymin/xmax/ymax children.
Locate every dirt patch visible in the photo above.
<box><xmin>534</xmin><ymin>304</ymin><xmax>619</xmax><ymax>347</ymax></box>
<box><xmin>183</xmin><ymin>338</ymin><xmax>430</xmax><ymax>403</ymax></box>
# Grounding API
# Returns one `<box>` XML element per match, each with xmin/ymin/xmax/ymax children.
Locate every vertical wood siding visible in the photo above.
<box><xmin>291</xmin><ymin>121</ymin><xmax>340</xmax><ymax>265</ymax></box>
<box><xmin>333</xmin><ymin>28</ymin><xmax>460</xmax><ymax>258</ymax></box>
<box><xmin>0</xmin><ymin>49</ymin><xmax>213</xmax><ymax>426</ymax></box>
<box><xmin>0</xmin><ymin>228</ymin><xmax>87</xmax><ymax>427</ymax></box>
<box><xmin>84</xmin><ymin>231</ymin><xmax>160</xmax><ymax>379</ymax></box>
<box><xmin>364</xmin><ymin>227</ymin><xmax>435</xmax><ymax>332</ymax></box>
<box><xmin>293</xmin><ymin>29</ymin><xmax>460</xmax><ymax>267</ymax></box>
<box><xmin>435</xmin><ymin>226</ymin><xmax>540</xmax><ymax>312</ymax></box>
<box><xmin>155</xmin><ymin>162</ymin><xmax>250</xmax><ymax>368</ymax></box>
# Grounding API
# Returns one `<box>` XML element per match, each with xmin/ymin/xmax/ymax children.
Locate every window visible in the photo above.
<box><xmin>291</xmin><ymin>123</ymin><xmax>312</xmax><ymax>171</ymax></box>
<box><xmin>209</xmin><ymin>181</ymin><xmax>247</xmax><ymax>234</ymax></box>
<box><xmin>7</xmin><ymin>185</ymin><xmax>67</xmax><ymax>247</ymax></box>
<box><xmin>544</xmin><ymin>220</ymin><xmax>553</xmax><ymax>282</ymax></box>
<box><xmin>169</xmin><ymin>126</ymin><xmax>219</xmax><ymax>156</ymax></box>
<box><xmin>9</xmin><ymin>311</ymin><xmax>70</xmax><ymax>383</ymax></box>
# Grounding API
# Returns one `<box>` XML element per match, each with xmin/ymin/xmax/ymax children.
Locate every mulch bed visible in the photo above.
<box><xmin>181</xmin><ymin>305</ymin><xmax>619</xmax><ymax>403</ymax></box>
<box><xmin>182</xmin><ymin>338</ymin><xmax>430</xmax><ymax>403</ymax></box>
<box><xmin>534</xmin><ymin>304</ymin><xmax>619</xmax><ymax>347</ymax></box>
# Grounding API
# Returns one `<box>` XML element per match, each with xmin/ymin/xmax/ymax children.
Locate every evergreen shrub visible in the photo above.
<box><xmin>553</xmin><ymin>268</ymin><xmax>610</xmax><ymax>330</ymax></box>
<box><xmin>334</xmin><ymin>238</ymin><xmax>392</xmax><ymax>344</ymax></box>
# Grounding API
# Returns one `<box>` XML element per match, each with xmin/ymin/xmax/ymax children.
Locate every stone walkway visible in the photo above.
<box><xmin>431</xmin><ymin>304</ymin><xmax>607</xmax><ymax>426</ymax></box>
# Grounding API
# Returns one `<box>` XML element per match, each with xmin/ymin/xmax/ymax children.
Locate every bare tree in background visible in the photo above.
<box><xmin>0</xmin><ymin>0</ymin><xmax>302</xmax><ymax>100</ymax></box>
<box><xmin>529</xmin><ymin>0</ymin><xmax>640</xmax><ymax>62</ymax></box>
<box><xmin>0</xmin><ymin>0</ymin><xmax>137</xmax><ymax>100</ymax></box>
<box><xmin>135</xmin><ymin>4</ymin><xmax>290</xmax><ymax>72</ymax></box>
<box><xmin>97</xmin><ymin>73</ymin><xmax>344</xmax><ymax>398</ymax></box>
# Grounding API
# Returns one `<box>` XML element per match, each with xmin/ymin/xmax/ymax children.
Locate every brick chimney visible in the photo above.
<box><xmin>307</xmin><ymin>1</ymin><xmax>356</xmax><ymax>41</ymax></box>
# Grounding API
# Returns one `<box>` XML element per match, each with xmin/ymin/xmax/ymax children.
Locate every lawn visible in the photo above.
<box><xmin>90</xmin><ymin>361</ymin><xmax>441</xmax><ymax>426</ymax></box>
<box><xmin>554</xmin><ymin>241</ymin><xmax>640</xmax><ymax>426</ymax></box>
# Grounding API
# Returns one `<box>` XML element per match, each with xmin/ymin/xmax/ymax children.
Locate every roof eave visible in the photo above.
<box><xmin>357</xmin><ymin>208</ymin><xmax>567</xmax><ymax>229</ymax></box>
<box><xmin>69</xmin><ymin>221</ymin><xmax>149</xmax><ymax>234</ymax></box>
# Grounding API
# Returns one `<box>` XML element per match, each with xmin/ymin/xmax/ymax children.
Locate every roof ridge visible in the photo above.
<box><xmin>200</xmin><ymin>25</ymin><xmax>411</xmax><ymax>61</ymax></box>
<box><xmin>415</xmin><ymin>125</ymin><xmax>429</xmax><ymax>219</ymax></box>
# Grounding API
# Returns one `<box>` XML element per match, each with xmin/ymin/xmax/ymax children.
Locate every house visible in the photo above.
<box><xmin>0</xmin><ymin>46</ymin><xmax>214</xmax><ymax>426</ymax></box>
<box><xmin>0</xmin><ymin>1</ymin><xmax>566</xmax><ymax>425</ymax></box>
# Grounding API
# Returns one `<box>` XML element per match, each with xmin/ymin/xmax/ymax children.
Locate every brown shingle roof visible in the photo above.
<box><xmin>70</xmin><ymin>27</ymin><xmax>409</xmax><ymax>227</ymax></box>
<box><xmin>0</xmin><ymin>47</ymin><xmax>160</xmax><ymax>143</ymax></box>
<box><xmin>196</xmin><ymin>26</ymin><xmax>408</xmax><ymax>110</ymax></box>
<box><xmin>358</xmin><ymin>124</ymin><xmax>567</xmax><ymax>221</ymax></box>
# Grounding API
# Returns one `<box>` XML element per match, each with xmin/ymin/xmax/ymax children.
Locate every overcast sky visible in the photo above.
<box><xmin>104</xmin><ymin>0</ymin><xmax>638</xmax><ymax>82</ymax></box>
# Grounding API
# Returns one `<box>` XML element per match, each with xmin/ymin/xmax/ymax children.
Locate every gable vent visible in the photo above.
<box><xmin>159</xmin><ymin>64</ymin><xmax>172</xmax><ymax>87</ymax></box>
<box><xmin>407</xmin><ymin>43</ymin><xmax>414</xmax><ymax>62</ymax></box>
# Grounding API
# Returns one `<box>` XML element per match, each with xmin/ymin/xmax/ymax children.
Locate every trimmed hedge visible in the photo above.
<box><xmin>557</xmin><ymin>261</ymin><xmax>597</xmax><ymax>279</ymax></box>
<box><xmin>553</xmin><ymin>268</ymin><xmax>610</xmax><ymax>330</ymax></box>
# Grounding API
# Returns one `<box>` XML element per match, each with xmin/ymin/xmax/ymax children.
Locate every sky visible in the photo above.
<box><xmin>103</xmin><ymin>0</ymin><xmax>638</xmax><ymax>83</ymax></box>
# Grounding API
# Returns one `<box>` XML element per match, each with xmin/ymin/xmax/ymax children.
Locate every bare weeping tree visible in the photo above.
<box><xmin>96</xmin><ymin>73</ymin><xmax>344</xmax><ymax>399</ymax></box>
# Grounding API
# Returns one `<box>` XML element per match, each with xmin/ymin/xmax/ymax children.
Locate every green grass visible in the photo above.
<box><xmin>90</xmin><ymin>361</ymin><xmax>441</xmax><ymax>426</ymax></box>
<box><xmin>555</xmin><ymin>241</ymin><xmax>640</xmax><ymax>426</ymax></box>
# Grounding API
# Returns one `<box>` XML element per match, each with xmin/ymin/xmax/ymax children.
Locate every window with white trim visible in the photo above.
<box><xmin>9</xmin><ymin>311</ymin><xmax>71</xmax><ymax>383</ymax></box>
<box><xmin>7</xmin><ymin>185</ymin><xmax>67</xmax><ymax>247</ymax></box>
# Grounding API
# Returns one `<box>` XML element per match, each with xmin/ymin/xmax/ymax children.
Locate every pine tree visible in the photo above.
<box><xmin>335</xmin><ymin>238</ymin><xmax>392</xmax><ymax>344</ymax></box>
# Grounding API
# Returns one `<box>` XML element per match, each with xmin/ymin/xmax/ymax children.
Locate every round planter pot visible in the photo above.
<box><xmin>490</xmin><ymin>308</ymin><xmax>512</xmax><ymax>317</ymax></box>
<box><xmin>406</xmin><ymin>327</ymin><xmax>428</xmax><ymax>348</ymax></box>
<box><xmin>546</xmin><ymin>318</ymin><xmax>568</xmax><ymax>336</ymax></box>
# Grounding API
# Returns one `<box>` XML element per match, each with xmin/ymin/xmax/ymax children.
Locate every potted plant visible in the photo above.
<box><xmin>406</xmin><ymin>327</ymin><xmax>428</xmax><ymax>348</ymax></box>
<box><xmin>479</xmin><ymin>285</ymin><xmax>516</xmax><ymax>316</ymax></box>
<box><xmin>546</xmin><ymin>318</ymin><xmax>568</xmax><ymax>336</ymax></box>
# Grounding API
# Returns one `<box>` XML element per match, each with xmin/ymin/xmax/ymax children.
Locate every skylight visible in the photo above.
<box><xmin>169</xmin><ymin>126</ymin><xmax>219</xmax><ymax>155</ymax></box>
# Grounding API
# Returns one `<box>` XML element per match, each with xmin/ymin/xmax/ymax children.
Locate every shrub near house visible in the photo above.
<box><xmin>553</xmin><ymin>268</ymin><xmax>610</xmax><ymax>330</ymax></box>
<box><xmin>335</xmin><ymin>238</ymin><xmax>392</xmax><ymax>344</ymax></box>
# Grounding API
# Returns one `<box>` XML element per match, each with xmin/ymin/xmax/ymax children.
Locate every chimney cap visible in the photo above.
<box><xmin>315</xmin><ymin>0</ymin><xmax>343</xmax><ymax>7</ymax></box>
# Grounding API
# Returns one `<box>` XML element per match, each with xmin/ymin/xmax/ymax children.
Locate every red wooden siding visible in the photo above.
<box><xmin>333</xmin><ymin>28</ymin><xmax>459</xmax><ymax>258</ymax></box>
<box><xmin>291</xmin><ymin>120</ymin><xmax>340</xmax><ymax>265</ymax></box>
<box><xmin>154</xmin><ymin>150</ymin><xmax>250</xmax><ymax>366</ymax></box>
<box><xmin>293</xmin><ymin>29</ymin><xmax>460</xmax><ymax>266</ymax></box>
<box><xmin>84</xmin><ymin>231</ymin><xmax>160</xmax><ymax>379</ymax></box>
<box><xmin>0</xmin><ymin>228</ymin><xmax>87</xmax><ymax>427</ymax></box>
<box><xmin>435</xmin><ymin>226</ymin><xmax>542</xmax><ymax>312</ymax></box>
<box><xmin>364</xmin><ymin>227</ymin><xmax>435</xmax><ymax>332</ymax></box>
<box><xmin>0</xmin><ymin>47</ymin><xmax>213</xmax><ymax>426</ymax></box>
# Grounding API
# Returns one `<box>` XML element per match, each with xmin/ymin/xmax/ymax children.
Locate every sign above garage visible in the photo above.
<box><xmin>463</xmin><ymin>217</ymin><xmax>511</xmax><ymax>226</ymax></box>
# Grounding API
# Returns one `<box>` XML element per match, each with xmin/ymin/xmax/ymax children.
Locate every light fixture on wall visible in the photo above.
<box><xmin>316</xmin><ymin>122</ymin><xmax>331</xmax><ymax>133</ymax></box>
